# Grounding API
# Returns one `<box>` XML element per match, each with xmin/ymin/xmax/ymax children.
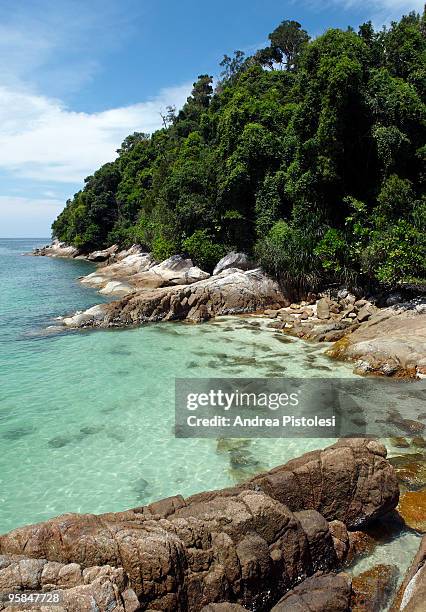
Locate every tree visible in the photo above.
<box><xmin>268</xmin><ymin>20</ymin><xmax>310</xmax><ymax>70</ymax></box>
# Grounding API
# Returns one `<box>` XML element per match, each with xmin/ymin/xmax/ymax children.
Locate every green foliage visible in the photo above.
<box><xmin>314</xmin><ymin>229</ymin><xmax>348</xmax><ymax>273</ymax></box>
<box><xmin>182</xmin><ymin>230</ymin><xmax>225</xmax><ymax>271</ymax></box>
<box><xmin>52</xmin><ymin>10</ymin><xmax>426</xmax><ymax>287</ymax></box>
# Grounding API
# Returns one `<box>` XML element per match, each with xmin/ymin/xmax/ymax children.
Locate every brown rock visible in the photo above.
<box><xmin>351</xmin><ymin>564</ymin><xmax>399</xmax><ymax>612</ymax></box>
<box><xmin>317</xmin><ymin>298</ymin><xmax>330</xmax><ymax>320</ymax></box>
<box><xmin>0</xmin><ymin>440</ymin><xmax>399</xmax><ymax>611</ymax></box>
<box><xmin>271</xmin><ymin>572</ymin><xmax>352</xmax><ymax>611</ymax></box>
<box><xmin>398</xmin><ymin>489</ymin><xmax>426</xmax><ymax>532</ymax></box>
<box><xmin>201</xmin><ymin>605</ymin><xmax>249</xmax><ymax>611</ymax></box>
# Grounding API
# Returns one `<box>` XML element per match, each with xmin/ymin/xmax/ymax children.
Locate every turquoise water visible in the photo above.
<box><xmin>0</xmin><ymin>238</ymin><xmax>421</xmax><ymax>598</ymax></box>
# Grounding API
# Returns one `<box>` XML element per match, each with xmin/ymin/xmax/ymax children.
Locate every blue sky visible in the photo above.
<box><xmin>0</xmin><ymin>0</ymin><xmax>423</xmax><ymax>237</ymax></box>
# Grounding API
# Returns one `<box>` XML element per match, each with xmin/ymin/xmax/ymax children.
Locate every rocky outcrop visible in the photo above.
<box><xmin>0</xmin><ymin>440</ymin><xmax>398</xmax><ymax>611</ymax></box>
<box><xmin>263</xmin><ymin>294</ymin><xmax>426</xmax><ymax>378</ymax></box>
<box><xmin>326</xmin><ymin>309</ymin><xmax>426</xmax><ymax>378</ymax></box>
<box><xmin>390</xmin><ymin>535</ymin><xmax>426</xmax><ymax>612</ymax></box>
<box><xmin>80</xmin><ymin>253</ymin><xmax>210</xmax><ymax>296</ymax></box>
<box><xmin>32</xmin><ymin>239</ymin><xmax>80</xmax><ymax>258</ymax></box>
<box><xmin>213</xmin><ymin>253</ymin><xmax>252</xmax><ymax>276</ymax></box>
<box><xmin>60</xmin><ymin>268</ymin><xmax>285</xmax><ymax>328</ymax></box>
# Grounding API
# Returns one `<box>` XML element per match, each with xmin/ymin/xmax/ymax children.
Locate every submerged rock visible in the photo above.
<box><xmin>398</xmin><ymin>489</ymin><xmax>426</xmax><ymax>532</ymax></box>
<box><xmin>351</xmin><ymin>564</ymin><xmax>399</xmax><ymax>612</ymax></box>
<box><xmin>0</xmin><ymin>440</ymin><xmax>399</xmax><ymax>611</ymax></box>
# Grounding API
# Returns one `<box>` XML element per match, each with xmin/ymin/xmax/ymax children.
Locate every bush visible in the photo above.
<box><xmin>182</xmin><ymin>230</ymin><xmax>225</xmax><ymax>271</ymax></box>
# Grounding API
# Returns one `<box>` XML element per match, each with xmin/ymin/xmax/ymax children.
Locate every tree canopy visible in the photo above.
<box><xmin>53</xmin><ymin>10</ymin><xmax>426</xmax><ymax>288</ymax></box>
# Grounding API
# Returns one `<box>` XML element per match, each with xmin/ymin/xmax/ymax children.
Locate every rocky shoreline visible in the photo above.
<box><xmin>0</xmin><ymin>439</ymin><xmax>412</xmax><ymax>611</ymax></box>
<box><xmin>34</xmin><ymin>241</ymin><xmax>426</xmax><ymax>379</ymax></box>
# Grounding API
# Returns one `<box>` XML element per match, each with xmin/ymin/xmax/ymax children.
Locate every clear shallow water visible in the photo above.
<box><xmin>0</xmin><ymin>239</ymin><xmax>421</xmax><ymax>599</ymax></box>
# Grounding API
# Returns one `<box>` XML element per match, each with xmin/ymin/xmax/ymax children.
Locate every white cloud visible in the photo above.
<box><xmin>0</xmin><ymin>83</ymin><xmax>190</xmax><ymax>183</ymax></box>
<box><xmin>0</xmin><ymin>196</ymin><xmax>63</xmax><ymax>237</ymax></box>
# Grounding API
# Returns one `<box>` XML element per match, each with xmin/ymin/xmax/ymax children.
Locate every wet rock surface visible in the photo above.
<box><xmin>271</xmin><ymin>572</ymin><xmax>352</xmax><ymax>612</ymax></box>
<box><xmin>398</xmin><ymin>489</ymin><xmax>426</xmax><ymax>532</ymax></box>
<box><xmin>350</xmin><ymin>564</ymin><xmax>399</xmax><ymax>612</ymax></box>
<box><xmin>0</xmin><ymin>440</ymin><xmax>398</xmax><ymax>611</ymax></box>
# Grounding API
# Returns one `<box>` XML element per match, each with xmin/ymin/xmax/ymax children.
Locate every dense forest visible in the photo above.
<box><xmin>53</xmin><ymin>11</ymin><xmax>426</xmax><ymax>292</ymax></box>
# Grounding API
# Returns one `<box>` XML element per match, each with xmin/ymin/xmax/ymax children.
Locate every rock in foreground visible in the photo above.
<box><xmin>0</xmin><ymin>440</ymin><xmax>398</xmax><ymax>611</ymax></box>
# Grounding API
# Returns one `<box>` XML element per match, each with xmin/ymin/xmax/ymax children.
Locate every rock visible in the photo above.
<box><xmin>271</xmin><ymin>572</ymin><xmax>352</xmax><ymax>611</ymax></box>
<box><xmin>317</xmin><ymin>298</ymin><xmax>330</xmax><ymax>319</ymax></box>
<box><xmin>390</xmin><ymin>535</ymin><xmax>426</xmax><ymax>612</ymax></box>
<box><xmin>87</xmin><ymin>244</ymin><xmax>119</xmax><ymax>262</ymax></box>
<box><xmin>62</xmin><ymin>268</ymin><xmax>286</xmax><ymax>329</ymax></box>
<box><xmin>351</xmin><ymin>564</ymin><xmax>399</xmax><ymax>612</ymax></box>
<box><xmin>326</xmin><ymin>308</ymin><xmax>426</xmax><ymax>378</ymax></box>
<box><xmin>0</xmin><ymin>440</ymin><xmax>399</xmax><ymax>611</ymax></box>
<box><xmin>264</xmin><ymin>309</ymin><xmax>279</xmax><ymax>317</ymax></box>
<box><xmin>355</xmin><ymin>299</ymin><xmax>368</xmax><ymax>309</ymax></box>
<box><xmin>389</xmin><ymin>454</ymin><xmax>426</xmax><ymax>490</ymax></box>
<box><xmin>213</xmin><ymin>252</ymin><xmax>252</xmax><ymax>276</ymax></box>
<box><xmin>148</xmin><ymin>255</ymin><xmax>210</xmax><ymax>285</ymax></box>
<box><xmin>0</xmin><ymin>557</ymin><xmax>139</xmax><ymax>611</ymax></box>
<box><xmin>386</xmin><ymin>293</ymin><xmax>403</xmax><ymax>307</ymax></box>
<box><xmin>338</xmin><ymin>289</ymin><xmax>349</xmax><ymax>300</ymax></box>
<box><xmin>390</xmin><ymin>436</ymin><xmax>410</xmax><ymax>448</ymax></box>
<box><xmin>32</xmin><ymin>239</ymin><xmax>79</xmax><ymax>258</ymax></box>
<box><xmin>398</xmin><ymin>489</ymin><xmax>426</xmax><ymax>532</ymax></box>
<box><xmin>202</xmin><ymin>605</ymin><xmax>249</xmax><ymax>611</ymax></box>
<box><xmin>357</xmin><ymin>303</ymin><xmax>378</xmax><ymax>323</ymax></box>
<box><xmin>412</xmin><ymin>437</ymin><xmax>426</xmax><ymax>448</ymax></box>
<box><xmin>245</xmin><ymin>438</ymin><xmax>399</xmax><ymax>528</ymax></box>
<box><xmin>345</xmin><ymin>531</ymin><xmax>377</xmax><ymax>565</ymax></box>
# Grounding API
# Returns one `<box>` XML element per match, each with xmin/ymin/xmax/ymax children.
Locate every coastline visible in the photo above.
<box><xmin>34</xmin><ymin>240</ymin><xmax>426</xmax><ymax>380</ymax></box>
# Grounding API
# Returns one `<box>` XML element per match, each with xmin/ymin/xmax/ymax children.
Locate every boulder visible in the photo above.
<box><xmin>271</xmin><ymin>572</ymin><xmax>352</xmax><ymax>611</ymax></box>
<box><xmin>390</xmin><ymin>535</ymin><xmax>426</xmax><ymax>612</ymax></box>
<box><xmin>0</xmin><ymin>440</ymin><xmax>398</xmax><ymax>611</ymax></box>
<box><xmin>87</xmin><ymin>244</ymin><xmax>119</xmax><ymax>262</ymax></box>
<box><xmin>351</xmin><ymin>564</ymin><xmax>399</xmax><ymax>612</ymax></box>
<box><xmin>357</xmin><ymin>303</ymin><xmax>378</xmax><ymax>323</ymax></box>
<box><xmin>317</xmin><ymin>298</ymin><xmax>330</xmax><ymax>320</ymax></box>
<box><xmin>213</xmin><ymin>252</ymin><xmax>252</xmax><ymax>276</ymax></box>
<box><xmin>147</xmin><ymin>255</ymin><xmax>210</xmax><ymax>285</ymax></box>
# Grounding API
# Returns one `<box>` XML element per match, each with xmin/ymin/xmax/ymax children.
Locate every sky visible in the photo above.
<box><xmin>0</xmin><ymin>0</ymin><xmax>423</xmax><ymax>237</ymax></box>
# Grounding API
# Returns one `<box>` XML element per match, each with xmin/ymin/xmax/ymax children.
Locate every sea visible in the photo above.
<box><xmin>0</xmin><ymin>238</ymin><xmax>421</xmax><ymax>593</ymax></box>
